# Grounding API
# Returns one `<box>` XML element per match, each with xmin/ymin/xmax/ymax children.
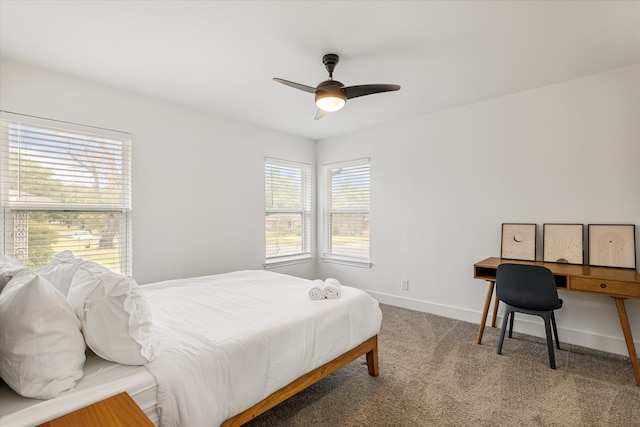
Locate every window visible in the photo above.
<box><xmin>265</xmin><ymin>158</ymin><xmax>311</xmax><ymax>264</ymax></box>
<box><xmin>321</xmin><ymin>159</ymin><xmax>371</xmax><ymax>266</ymax></box>
<box><xmin>0</xmin><ymin>112</ymin><xmax>132</xmax><ymax>275</ymax></box>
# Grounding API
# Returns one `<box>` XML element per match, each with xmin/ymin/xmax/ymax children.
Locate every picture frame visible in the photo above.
<box><xmin>588</xmin><ymin>224</ymin><xmax>636</xmax><ymax>269</ymax></box>
<box><xmin>543</xmin><ymin>223</ymin><xmax>584</xmax><ymax>264</ymax></box>
<box><xmin>501</xmin><ymin>223</ymin><xmax>536</xmax><ymax>261</ymax></box>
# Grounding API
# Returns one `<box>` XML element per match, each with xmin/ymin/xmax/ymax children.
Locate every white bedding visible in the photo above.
<box><xmin>0</xmin><ymin>270</ymin><xmax>380</xmax><ymax>427</ymax></box>
<box><xmin>0</xmin><ymin>351</ymin><xmax>159</xmax><ymax>427</ymax></box>
<box><xmin>142</xmin><ymin>270</ymin><xmax>382</xmax><ymax>427</ymax></box>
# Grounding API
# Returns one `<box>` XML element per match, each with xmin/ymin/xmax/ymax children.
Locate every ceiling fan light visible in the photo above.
<box><xmin>316</xmin><ymin>95</ymin><xmax>346</xmax><ymax>112</ymax></box>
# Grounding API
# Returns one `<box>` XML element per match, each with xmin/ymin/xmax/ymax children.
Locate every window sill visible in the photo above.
<box><xmin>321</xmin><ymin>255</ymin><xmax>372</xmax><ymax>269</ymax></box>
<box><xmin>264</xmin><ymin>255</ymin><xmax>313</xmax><ymax>269</ymax></box>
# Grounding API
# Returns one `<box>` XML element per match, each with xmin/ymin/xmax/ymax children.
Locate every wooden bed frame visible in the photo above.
<box><xmin>221</xmin><ymin>335</ymin><xmax>379</xmax><ymax>426</ymax></box>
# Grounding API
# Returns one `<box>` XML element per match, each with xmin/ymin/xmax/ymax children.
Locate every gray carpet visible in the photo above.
<box><xmin>245</xmin><ymin>304</ymin><xmax>640</xmax><ymax>426</ymax></box>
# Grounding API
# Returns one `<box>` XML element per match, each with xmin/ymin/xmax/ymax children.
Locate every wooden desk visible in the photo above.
<box><xmin>37</xmin><ymin>392</ymin><xmax>154</xmax><ymax>427</ymax></box>
<box><xmin>473</xmin><ymin>257</ymin><xmax>640</xmax><ymax>386</ymax></box>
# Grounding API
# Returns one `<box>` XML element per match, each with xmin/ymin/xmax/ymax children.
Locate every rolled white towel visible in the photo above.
<box><xmin>324</xmin><ymin>278</ymin><xmax>342</xmax><ymax>299</ymax></box>
<box><xmin>308</xmin><ymin>280</ymin><xmax>325</xmax><ymax>300</ymax></box>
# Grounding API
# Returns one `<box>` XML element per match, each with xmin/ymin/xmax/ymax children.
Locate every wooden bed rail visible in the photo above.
<box><xmin>222</xmin><ymin>335</ymin><xmax>379</xmax><ymax>426</ymax></box>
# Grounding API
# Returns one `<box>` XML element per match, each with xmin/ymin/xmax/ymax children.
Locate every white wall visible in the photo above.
<box><xmin>2</xmin><ymin>56</ymin><xmax>638</xmax><ymax>357</ymax></box>
<box><xmin>316</xmin><ymin>64</ymin><xmax>640</xmax><ymax>356</ymax></box>
<box><xmin>0</xmin><ymin>58</ymin><xmax>317</xmax><ymax>284</ymax></box>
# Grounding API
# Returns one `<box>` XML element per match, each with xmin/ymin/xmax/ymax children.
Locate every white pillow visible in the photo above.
<box><xmin>0</xmin><ymin>269</ymin><xmax>86</xmax><ymax>399</ymax></box>
<box><xmin>68</xmin><ymin>261</ymin><xmax>154</xmax><ymax>365</ymax></box>
<box><xmin>38</xmin><ymin>251</ymin><xmax>84</xmax><ymax>297</ymax></box>
<box><xmin>0</xmin><ymin>255</ymin><xmax>28</xmax><ymax>294</ymax></box>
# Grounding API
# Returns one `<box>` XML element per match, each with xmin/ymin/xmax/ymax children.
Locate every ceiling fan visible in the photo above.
<box><xmin>273</xmin><ymin>53</ymin><xmax>401</xmax><ymax>120</ymax></box>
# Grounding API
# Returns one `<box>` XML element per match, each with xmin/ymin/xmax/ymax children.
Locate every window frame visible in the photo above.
<box><xmin>0</xmin><ymin>111</ymin><xmax>133</xmax><ymax>275</ymax></box>
<box><xmin>264</xmin><ymin>157</ymin><xmax>312</xmax><ymax>268</ymax></box>
<box><xmin>320</xmin><ymin>158</ymin><xmax>372</xmax><ymax>268</ymax></box>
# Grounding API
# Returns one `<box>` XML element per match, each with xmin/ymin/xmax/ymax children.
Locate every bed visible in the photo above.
<box><xmin>0</xmin><ymin>260</ymin><xmax>382</xmax><ymax>427</ymax></box>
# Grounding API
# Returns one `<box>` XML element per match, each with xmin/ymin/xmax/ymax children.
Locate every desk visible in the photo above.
<box><xmin>473</xmin><ymin>257</ymin><xmax>640</xmax><ymax>387</ymax></box>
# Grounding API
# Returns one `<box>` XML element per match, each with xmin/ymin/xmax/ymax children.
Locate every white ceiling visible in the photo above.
<box><xmin>1</xmin><ymin>1</ymin><xmax>639</xmax><ymax>140</ymax></box>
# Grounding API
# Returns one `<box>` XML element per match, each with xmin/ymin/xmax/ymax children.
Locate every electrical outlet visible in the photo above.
<box><xmin>401</xmin><ymin>279</ymin><xmax>409</xmax><ymax>290</ymax></box>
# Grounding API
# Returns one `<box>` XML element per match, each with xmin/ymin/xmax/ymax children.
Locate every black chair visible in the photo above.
<box><xmin>496</xmin><ymin>263</ymin><xmax>563</xmax><ymax>369</ymax></box>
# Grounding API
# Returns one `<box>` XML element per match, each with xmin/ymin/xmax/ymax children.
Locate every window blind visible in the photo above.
<box><xmin>265</xmin><ymin>158</ymin><xmax>311</xmax><ymax>260</ymax></box>
<box><xmin>321</xmin><ymin>159</ymin><xmax>370</xmax><ymax>262</ymax></box>
<box><xmin>0</xmin><ymin>111</ymin><xmax>132</xmax><ymax>274</ymax></box>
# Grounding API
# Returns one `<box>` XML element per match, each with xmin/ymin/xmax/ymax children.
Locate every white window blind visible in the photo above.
<box><xmin>265</xmin><ymin>158</ymin><xmax>311</xmax><ymax>262</ymax></box>
<box><xmin>0</xmin><ymin>111</ymin><xmax>132</xmax><ymax>275</ymax></box>
<box><xmin>321</xmin><ymin>159</ymin><xmax>370</xmax><ymax>264</ymax></box>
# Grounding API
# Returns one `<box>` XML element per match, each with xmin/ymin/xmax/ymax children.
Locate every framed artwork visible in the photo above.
<box><xmin>501</xmin><ymin>223</ymin><xmax>536</xmax><ymax>261</ymax></box>
<box><xmin>588</xmin><ymin>224</ymin><xmax>636</xmax><ymax>269</ymax></box>
<box><xmin>543</xmin><ymin>224</ymin><xmax>583</xmax><ymax>264</ymax></box>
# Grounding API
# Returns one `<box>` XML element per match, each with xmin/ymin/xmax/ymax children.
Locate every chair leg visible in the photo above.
<box><xmin>543</xmin><ymin>313</ymin><xmax>557</xmax><ymax>369</ymax></box>
<box><xmin>497</xmin><ymin>308</ymin><xmax>511</xmax><ymax>355</ymax></box>
<box><xmin>551</xmin><ymin>311</ymin><xmax>561</xmax><ymax>350</ymax></box>
<box><xmin>508</xmin><ymin>311</ymin><xmax>515</xmax><ymax>338</ymax></box>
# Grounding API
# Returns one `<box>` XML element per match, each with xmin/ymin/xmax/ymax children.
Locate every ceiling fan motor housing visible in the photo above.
<box><xmin>315</xmin><ymin>80</ymin><xmax>345</xmax><ymax>97</ymax></box>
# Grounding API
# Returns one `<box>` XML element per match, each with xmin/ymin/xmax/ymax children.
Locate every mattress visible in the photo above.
<box><xmin>0</xmin><ymin>351</ymin><xmax>158</xmax><ymax>427</ymax></box>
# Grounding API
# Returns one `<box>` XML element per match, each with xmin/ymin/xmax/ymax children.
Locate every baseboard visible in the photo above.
<box><xmin>365</xmin><ymin>290</ymin><xmax>636</xmax><ymax>358</ymax></box>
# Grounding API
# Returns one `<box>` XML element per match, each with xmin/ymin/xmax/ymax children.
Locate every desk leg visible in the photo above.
<box><xmin>613</xmin><ymin>297</ymin><xmax>640</xmax><ymax>387</ymax></box>
<box><xmin>491</xmin><ymin>298</ymin><xmax>500</xmax><ymax>328</ymax></box>
<box><xmin>476</xmin><ymin>280</ymin><xmax>495</xmax><ymax>345</ymax></box>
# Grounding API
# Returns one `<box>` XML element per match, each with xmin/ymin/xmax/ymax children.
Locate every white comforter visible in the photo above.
<box><xmin>142</xmin><ymin>270</ymin><xmax>382</xmax><ymax>427</ymax></box>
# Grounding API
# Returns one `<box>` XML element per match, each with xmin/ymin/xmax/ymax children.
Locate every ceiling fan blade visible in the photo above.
<box><xmin>344</xmin><ymin>84</ymin><xmax>401</xmax><ymax>100</ymax></box>
<box><xmin>314</xmin><ymin>109</ymin><xmax>329</xmax><ymax>120</ymax></box>
<box><xmin>273</xmin><ymin>78</ymin><xmax>316</xmax><ymax>94</ymax></box>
